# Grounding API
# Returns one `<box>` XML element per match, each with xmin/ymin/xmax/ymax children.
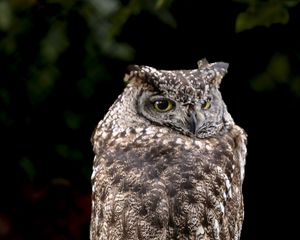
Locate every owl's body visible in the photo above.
<box><xmin>91</xmin><ymin>60</ymin><xmax>247</xmax><ymax>240</ymax></box>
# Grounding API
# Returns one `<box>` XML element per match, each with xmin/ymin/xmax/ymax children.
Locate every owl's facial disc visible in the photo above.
<box><xmin>138</xmin><ymin>91</ymin><xmax>220</xmax><ymax>138</ymax></box>
<box><xmin>187</xmin><ymin>102</ymin><xmax>211</xmax><ymax>135</ymax></box>
<box><xmin>187</xmin><ymin>107</ymin><xmax>202</xmax><ymax>135</ymax></box>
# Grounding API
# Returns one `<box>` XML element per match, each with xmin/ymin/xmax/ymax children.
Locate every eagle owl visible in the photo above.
<box><xmin>91</xmin><ymin>59</ymin><xmax>247</xmax><ymax>240</ymax></box>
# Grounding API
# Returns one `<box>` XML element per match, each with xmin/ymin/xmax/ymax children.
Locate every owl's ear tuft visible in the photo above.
<box><xmin>124</xmin><ymin>65</ymin><xmax>141</xmax><ymax>83</ymax></box>
<box><xmin>198</xmin><ymin>59</ymin><xmax>229</xmax><ymax>88</ymax></box>
<box><xmin>211</xmin><ymin>62</ymin><xmax>229</xmax><ymax>87</ymax></box>
<box><xmin>126</xmin><ymin>64</ymin><xmax>141</xmax><ymax>73</ymax></box>
<box><xmin>197</xmin><ymin>58</ymin><xmax>210</xmax><ymax>69</ymax></box>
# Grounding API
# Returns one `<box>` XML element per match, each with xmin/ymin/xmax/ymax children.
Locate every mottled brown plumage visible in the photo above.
<box><xmin>91</xmin><ymin>59</ymin><xmax>247</xmax><ymax>240</ymax></box>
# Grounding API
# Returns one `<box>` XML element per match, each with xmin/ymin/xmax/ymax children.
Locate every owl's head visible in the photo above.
<box><xmin>124</xmin><ymin>59</ymin><xmax>234</xmax><ymax>138</ymax></box>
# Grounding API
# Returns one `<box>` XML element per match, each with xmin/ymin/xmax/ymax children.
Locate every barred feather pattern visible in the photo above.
<box><xmin>90</xmin><ymin>60</ymin><xmax>247</xmax><ymax>240</ymax></box>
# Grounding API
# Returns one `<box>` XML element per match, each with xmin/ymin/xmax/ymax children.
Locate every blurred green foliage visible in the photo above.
<box><xmin>251</xmin><ymin>53</ymin><xmax>290</xmax><ymax>91</ymax></box>
<box><xmin>0</xmin><ymin>0</ymin><xmax>176</xmax><ymax>105</ymax></box>
<box><xmin>235</xmin><ymin>0</ymin><xmax>299</xmax><ymax>32</ymax></box>
<box><xmin>234</xmin><ymin>0</ymin><xmax>300</xmax><ymax>96</ymax></box>
<box><xmin>235</xmin><ymin>0</ymin><xmax>300</xmax><ymax>95</ymax></box>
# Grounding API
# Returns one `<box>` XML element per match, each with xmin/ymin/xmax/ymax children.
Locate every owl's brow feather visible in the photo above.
<box><xmin>124</xmin><ymin>60</ymin><xmax>228</xmax><ymax>104</ymax></box>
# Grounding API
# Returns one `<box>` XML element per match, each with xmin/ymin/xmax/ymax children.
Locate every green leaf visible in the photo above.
<box><xmin>250</xmin><ymin>53</ymin><xmax>290</xmax><ymax>91</ymax></box>
<box><xmin>87</xmin><ymin>0</ymin><xmax>120</xmax><ymax>17</ymax></box>
<box><xmin>0</xmin><ymin>88</ymin><xmax>10</xmax><ymax>106</ymax></box>
<box><xmin>64</xmin><ymin>111</ymin><xmax>82</xmax><ymax>129</ymax></box>
<box><xmin>19</xmin><ymin>157</ymin><xmax>36</xmax><ymax>181</ymax></box>
<box><xmin>40</xmin><ymin>21</ymin><xmax>69</xmax><ymax>63</ymax></box>
<box><xmin>236</xmin><ymin>2</ymin><xmax>290</xmax><ymax>32</ymax></box>
<box><xmin>268</xmin><ymin>54</ymin><xmax>290</xmax><ymax>83</ymax></box>
<box><xmin>0</xmin><ymin>1</ymin><xmax>13</xmax><ymax>31</ymax></box>
<box><xmin>27</xmin><ymin>66</ymin><xmax>59</xmax><ymax>104</ymax></box>
<box><xmin>56</xmin><ymin>144</ymin><xmax>83</xmax><ymax>161</ymax></box>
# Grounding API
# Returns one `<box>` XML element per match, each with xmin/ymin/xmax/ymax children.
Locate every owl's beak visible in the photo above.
<box><xmin>188</xmin><ymin>107</ymin><xmax>204</xmax><ymax>135</ymax></box>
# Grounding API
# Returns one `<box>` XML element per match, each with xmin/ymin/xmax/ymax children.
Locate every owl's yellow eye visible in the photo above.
<box><xmin>201</xmin><ymin>100</ymin><xmax>211</xmax><ymax>110</ymax></box>
<box><xmin>153</xmin><ymin>99</ymin><xmax>174</xmax><ymax>112</ymax></box>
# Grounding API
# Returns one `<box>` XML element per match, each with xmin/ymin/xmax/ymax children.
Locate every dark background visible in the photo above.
<box><xmin>0</xmin><ymin>0</ymin><xmax>299</xmax><ymax>239</ymax></box>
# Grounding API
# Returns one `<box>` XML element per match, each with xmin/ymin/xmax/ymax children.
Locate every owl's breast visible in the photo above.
<box><xmin>92</xmin><ymin>125</ymin><xmax>245</xmax><ymax>239</ymax></box>
<box><xmin>94</xmin><ymin>125</ymin><xmax>241</xmax><ymax>195</ymax></box>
